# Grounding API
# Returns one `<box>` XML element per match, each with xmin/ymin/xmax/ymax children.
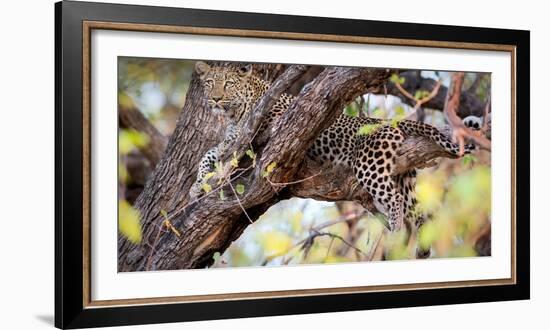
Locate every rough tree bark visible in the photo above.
<box><xmin>118</xmin><ymin>65</ymin><xmax>468</xmax><ymax>271</ymax></box>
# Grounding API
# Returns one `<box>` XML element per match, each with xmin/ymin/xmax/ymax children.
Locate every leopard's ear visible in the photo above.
<box><xmin>238</xmin><ymin>64</ymin><xmax>253</xmax><ymax>78</ymax></box>
<box><xmin>195</xmin><ymin>61</ymin><xmax>210</xmax><ymax>79</ymax></box>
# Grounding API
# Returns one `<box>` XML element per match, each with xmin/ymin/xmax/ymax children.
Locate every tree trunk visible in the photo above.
<box><xmin>118</xmin><ymin>65</ymin><xmax>464</xmax><ymax>271</ymax></box>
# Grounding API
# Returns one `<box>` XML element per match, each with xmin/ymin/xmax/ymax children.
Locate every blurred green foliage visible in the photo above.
<box><xmin>212</xmin><ymin>152</ymin><xmax>491</xmax><ymax>268</ymax></box>
<box><xmin>118</xmin><ymin>58</ymin><xmax>195</xmax><ymax>241</ymax></box>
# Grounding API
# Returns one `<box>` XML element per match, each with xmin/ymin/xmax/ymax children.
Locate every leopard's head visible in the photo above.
<box><xmin>195</xmin><ymin>61</ymin><xmax>254</xmax><ymax>119</ymax></box>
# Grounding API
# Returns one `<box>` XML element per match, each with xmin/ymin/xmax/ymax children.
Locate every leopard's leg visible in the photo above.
<box><xmin>189</xmin><ymin>146</ymin><xmax>219</xmax><ymax>199</ymax></box>
<box><xmin>353</xmin><ymin>126</ymin><xmax>405</xmax><ymax>232</ymax></box>
<box><xmin>395</xmin><ymin>169</ymin><xmax>430</xmax><ymax>258</ymax></box>
<box><xmin>414</xmin><ymin>214</ymin><xmax>431</xmax><ymax>259</ymax></box>
<box><xmin>397</xmin><ymin>120</ymin><xmax>475</xmax><ymax>155</ymax></box>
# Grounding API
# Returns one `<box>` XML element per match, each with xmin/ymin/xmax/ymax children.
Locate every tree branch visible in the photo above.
<box><xmin>382</xmin><ymin>71</ymin><xmax>487</xmax><ymax>117</ymax></box>
<box><xmin>444</xmin><ymin>72</ymin><xmax>491</xmax><ymax>151</ymax></box>
<box><xmin>119</xmin><ymin>103</ymin><xmax>168</xmax><ymax>167</ymax></box>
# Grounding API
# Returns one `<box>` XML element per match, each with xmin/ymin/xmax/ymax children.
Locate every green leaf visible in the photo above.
<box><xmin>389</xmin><ymin>73</ymin><xmax>400</xmax><ymax>84</ymax></box>
<box><xmin>414</xmin><ymin>89</ymin><xmax>430</xmax><ymax>100</ymax></box>
<box><xmin>245</xmin><ymin>149</ymin><xmax>256</xmax><ymax>159</ymax></box>
<box><xmin>219</xmin><ymin>190</ymin><xmax>226</xmax><ymax>201</ymax></box>
<box><xmin>344</xmin><ymin>104</ymin><xmax>359</xmax><ymax>117</ymax></box>
<box><xmin>160</xmin><ymin>209</ymin><xmax>168</xmax><ymax>219</ymax></box>
<box><xmin>462</xmin><ymin>154</ymin><xmax>476</xmax><ymax>166</ymax></box>
<box><xmin>357</xmin><ymin>124</ymin><xmax>380</xmax><ymax>136</ymax></box>
<box><xmin>390</xmin><ymin>118</ymin><xmax>401</xmax><ymax>128</ymax></box>
<box><xmin>394</xmin><ymin>106</ymin><xmax>406</xmax><ymax>118</ymax></box>
<box><xmin>245</xmin><ymin>149</ymin><xmax>257</xmax><ymax>167</ymax></box>
<box><xmin>212</xmin><ymin>251</ymin><xmax>221</xmax><ymax>264</ymax></box>
<box><xmin>118</xmin><ymin>200</ymin><xmax>142</xmax><ymax>244</ymax></box>
<box><xmin>372</xmin><ymin>108</ymin><xmax>387</xmax><ymax>118</ymax></box>
<box><xmin>235</xmin><ymin>184</ymin><xmax>245</xmax><ymax>195</ymax></box>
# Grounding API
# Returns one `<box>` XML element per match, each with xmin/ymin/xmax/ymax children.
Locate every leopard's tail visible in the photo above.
<box><xmin>397</xmin><ymin>120</ymin><xmax>475</xmax><ymax>156</ymax></box>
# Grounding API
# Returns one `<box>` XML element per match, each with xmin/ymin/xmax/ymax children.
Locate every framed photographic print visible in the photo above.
<box><xmin>55</xmin><ymin>0</ymin><xmax>530</xmax><ymax>328</ymax></box>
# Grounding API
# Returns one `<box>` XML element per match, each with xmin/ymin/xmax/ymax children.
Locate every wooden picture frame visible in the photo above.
<box><xmin>55</xmin><ymin>0</ymin><xmax>530</xmax><ymax>328</ymax></box>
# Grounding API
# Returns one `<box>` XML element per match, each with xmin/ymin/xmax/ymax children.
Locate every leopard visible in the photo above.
<box><xmin>190</xmin><ymin>61</ymin><xmax>476</xmax><ymax>258</ymax></box>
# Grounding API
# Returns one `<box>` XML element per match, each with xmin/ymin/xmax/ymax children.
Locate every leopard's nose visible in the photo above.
<box><xmin>212</xmin><ymin>96</ymin><xmax>222</xmax><ymax>102</ymax></box>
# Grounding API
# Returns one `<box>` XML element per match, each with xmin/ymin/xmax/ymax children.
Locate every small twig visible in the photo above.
<box><xmin>481</xmin><ymin>97</ymin><xmax>491</xmax><ymax>135</ymax></box>
<box><xmin>228</xmin><ymin>181</ymin><xmax>254</xmax><ymax>224</ymax></box>
<box><xmin>468</xmin><ymin>73</ymin><xmax>484</xmax><ymax>94</ymax></box>
<box><xmin>146</xmin><ymin>223</ymin><xmax>169</xmax><ymax>271</ymax></box>
<box><xmin>366</xmin><ymin>232</ymin><xmax>383</xmax><ymax>261</ymax></box>
<box><xmin>311</xmin><ymin>229</ymin><xmax>367</xmax><ymax>256</ymax></box>
<box><xmin>290</xmin><ymin>211</ymin><xmax>366</xmax><ymax>253</ymax></box>
<box><xmin>265</xmin><ymin>171</ymin><xmax>323</xmax><ymax>186</ymax></box>
<box><xmin>394</xmin><ymin>81</ymin><xmax>416</xmax><ymax>101</ymax></box>
<box><xmin>393</xmin><ymin>79</ymin><xmax>441</xmax><ymax>120</ymax></box>
<box><xmin>312</xmin><ymin>211</ymin><xmax>367</xmax><ymax>232</ymax></box>
<box><xmin>324</xmin><ymin>236</ymin><xmax>336</xmax><ymax>262</ymax></box>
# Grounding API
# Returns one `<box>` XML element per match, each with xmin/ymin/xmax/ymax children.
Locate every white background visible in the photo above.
<box><xmin>0</xmin><ymin>0</ymin><xmax>546</xmax><ymax>329</ymax></box>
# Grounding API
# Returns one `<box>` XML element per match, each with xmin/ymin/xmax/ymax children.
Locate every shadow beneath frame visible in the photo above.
<box><xmin>35</xmin><ymin>314</ymin><xmax>54</xmax><ymax>326</ymax></box>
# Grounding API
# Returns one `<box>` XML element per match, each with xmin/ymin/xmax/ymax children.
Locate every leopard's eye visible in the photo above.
<box><xmin>225</xmin><ymin>80</ymin><xmax>235</xmax><ymax>88</ymax></box>
<box><xmin>204</xmin><ymin>79</ymin><xmax>214</xmax><ymax>87</ymax></box>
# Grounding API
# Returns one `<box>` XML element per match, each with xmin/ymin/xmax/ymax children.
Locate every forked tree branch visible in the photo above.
<box><xmin>444</xmin><ymin>72</ymin><xmax>492</xmax><ymax>151</ymax></box>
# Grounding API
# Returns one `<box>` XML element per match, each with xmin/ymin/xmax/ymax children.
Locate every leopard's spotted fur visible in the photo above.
<box><xmin>191</xmin><ymin>62</ymin><xmax>475</xmax><ymax>258</ymax></box>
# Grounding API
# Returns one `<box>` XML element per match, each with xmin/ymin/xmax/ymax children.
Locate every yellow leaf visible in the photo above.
<box><xmin>261</xmin><ymin>231</ymin><xmax>292</xmax><ymax>258</ymax></box>
<box><xmin>230</xmin><ymin>152</ymin><xmax>239</xmax><ymax>168</ymax></box>
<box><xmin>201</xmin><ymin>183</ymin><xmax>212</xmax><ymax>193</ymax></box>
<box><xmin>163</xmin><ymin>219</ymin><xmax>181</xmax><ymax>237</ymax></box>
<box><xmin>118</xmin><ymin>200</ymin><xmax>142</xmax><ymax>244</ymax></box>
<box><xmin>204</xmin><ymin>172</ymin><xmax>216</xmax><ymax>181</ymax></box>
<box><xmin>118</xmin><ymin>91</ymin><xmax>135</xmax><ymax>109</ymax></box>
<box><xmin>263</xmin><ymin>162</ymin><xmax>277</xmax><ymax>177</ymax></box>
<box><xmin>266</xmin><ymin>162</ymin><xmax>277</xmax><ymax>173</ymax></box>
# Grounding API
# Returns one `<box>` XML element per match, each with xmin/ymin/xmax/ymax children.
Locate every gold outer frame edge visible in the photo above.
<box><xmin>82</xmin><ymin>20</ymin><xmax>517</xmax><ymax>308</ymax></box>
